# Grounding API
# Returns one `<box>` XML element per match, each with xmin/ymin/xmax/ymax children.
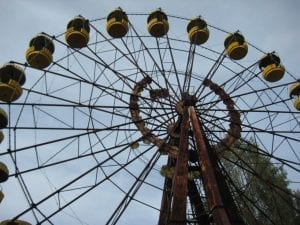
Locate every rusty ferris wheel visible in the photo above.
<box><xmin>0</xmin><ymin>8</ymin><xmax>299</xmax><ymax>225</ymax></box>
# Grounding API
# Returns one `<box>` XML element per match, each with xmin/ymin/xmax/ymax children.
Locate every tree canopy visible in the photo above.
<box><xmin>220</xmin><ymin>140</ymin><xmax>299</xmax><ymax>225</ymax></box>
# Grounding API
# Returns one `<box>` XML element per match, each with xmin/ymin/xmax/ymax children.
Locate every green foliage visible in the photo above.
<box><xmin>294</xmin><ymin>190</ymin><xmax>300</xmax><ymax>225</ymax></box>
<box><xmin>221</xmin><ymin>140</ymin><xmax>297</xmax><ymax>225</ymax></box>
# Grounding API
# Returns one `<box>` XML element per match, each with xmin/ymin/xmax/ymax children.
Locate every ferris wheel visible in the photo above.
<box><xmin>0</xmin><ymin>8</ymin><xmax>299</xmax><ymax>225</ymax></box>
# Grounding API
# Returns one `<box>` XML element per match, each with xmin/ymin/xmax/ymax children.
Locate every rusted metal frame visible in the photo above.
<box><xmin>188</xmin><ymin>180</ymin><xmax>209</xmax><ymax>225</ymax></box>
<box><xmin>158</xmin><ymin>157</ymin><xmax>175</xmax><ymax>225</ymax></box>
<box><xmin>183</xmin><ymin>43</ymin><xmax>196</xmax><ymax>94</ymax></box>
<box><xmin>169</xmin><ymin>106</ymin><xmax>190</xmax><ymax>225</ymax></box>
<box><xmin>189</xmin><ymin>106</ymin><xmax>232</xmax><ymax>225</ymax></box>
<box><xmin>158</xmin><ymin>118</ymin><xmax>182</xmax><ymax>224</ymax></box>
<box><xmin>207</xmin><ymin>144</ymin><xmax>246</xmax><ymax>225</ymax></box>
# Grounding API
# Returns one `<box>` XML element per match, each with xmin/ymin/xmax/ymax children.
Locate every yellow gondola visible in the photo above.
<box><xmin>289</xmin><ymin>82</ymin><xmax>300</xmax><ymax>111</ymax></box>
<box><xmin>293</xmin><ymin>96</ymin><xmax>300</xmax><ymax>111</ymax></box>
<box><xmin>0</xmin><ymin>108</ymin><xmax>8</xmax><ymax>129</ymax></box>
<box><xmin>160</xmin><ymin>165</ymin><xmax>201</xmax><ymax>180</ymax></box>
<box><xmin>0</xmin><ymin>161</ymin><xmax>9</xmax><ymax>183</ymax></box>
<box><xmin>0</xmin><ymin>190</ymin><xmax>4</xmax><ymax>203</ymax></box>
<box><xmin>147</xmin><ymin>9</ymin><xmax>169</xmax><ymax>37</ymax></box>
<box><xmin>0</xmin><ymin>220</ymin><xmax>31</xmax><ymax>225</ymax></box>
<box><xmin>0</xmin><ymin>131</ymin><xmax>4</xmax><ymax>143</ymax></box>
<box><xmin>224</xmin><ymin>32</ymin><xmax>248</xmax><ymax>60</ymax></box>
<box><xmin>106</xmin><ymin>8</ymin><xmax>129</xmax><ymax>38</ymax></box>
<box><xmin>187</xmin><ymin>17</ymin><xmax>209</xmax><ymax>45</ymax></box>
<box><xmin>289</xmin><ymin>81</ymin><xmax>300</xmax><ymax>96</ymax></box>
<box><xmin>0</xmin><ymin>63</ymin><xmax>25</xmax><ymax>102</ymax></box>
<box><xmin>130</xmin><ymin>141</ymin><xmax>139</xmax><ymax>149</ymax></box>
<box><xmin>160</xmin><ymin>165</ymin><xmax>174</xmax><ymax>178</ymax></box>
<box><xmin>65</xmin><ymin>16</ymin><xmax>90</xmax><ymax>48</ymax></box>
<box><xmin>25</xmin><ymin>34</ymin><xmax>55</xmax><ymax>69</ymax></box>
<box><xmin>259</xmin><ymin>53</ymin><xmax>285</xmax><ymax>82</ymax></box>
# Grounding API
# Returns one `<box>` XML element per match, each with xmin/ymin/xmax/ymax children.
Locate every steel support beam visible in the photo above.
<box><xmin>189</xmin><ymin>106</ymin><xmax>232</xmax><ymax>225</ymax></box>
<box><xmin>188</xmin><ymin>180</ymin><xmax>209</xmax><ymax>225</ymax></box>
<box><xmin>158</xmin><ymin>158</ymin><xmax>174</xmax><ymax>225</ymax></box>
<box><xmin>169</xmin><ymin>106</ymin><xmax>190</xmax><ymax>225</ymax></box>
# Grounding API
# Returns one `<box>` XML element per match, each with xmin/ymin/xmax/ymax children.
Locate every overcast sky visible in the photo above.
<box><xmin>0</xmin><ymin>0</ymin><xmax>299</xmax><ymax>73</ymax></box>
<box><xmin>0</xmin><ymin>0</ymin><xmax>299</xmax><ymax>225</ymax></box>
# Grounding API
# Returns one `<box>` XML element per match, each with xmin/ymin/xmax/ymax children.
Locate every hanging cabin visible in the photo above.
<box><xmin>147</xmin><ymin>9</ymin><xmax>169</xmax><ymax>37</ymax></box>
<box><xmin>0</xmin><ymin>190</ymin><xmax>4</xmax><ymax>204</ymax></box>
<box><xmin>0</xmin><ymin>108</ymin><xmax>8</xmax><ymax>129</ymax></box>
<box><xmin>0</xmin><ymin>220</ymin><xmax>32</xmax><ymax>225</ymax></box>
<box><xmin>106</xmin><ymin>8</ymin><xmax>129</xmax><ymax>38</ymax></box>
<box><xmin>0</xmin><ymin>161</ymin><xmax>9</xmax><ymax>183</ymax></box>
<box><xmin>187</xmin><ymin>17</ymin><xmax>209</xmax><ymax>45</ymax></box>
<box><xmin>0</xmin><ymin>63</ymin><xmax>25</xmax><ymax>102</ymax></box>
<box><xmin>224</xmin><ymin>32</ymin><xmax>248</xmax><ymax>60</ymax></box>
<box><xmin>259</xmin><ymin>53</ymin><xmax>285</xmax><ymax>82</ymax></box>
<box><xmin>65</xmin><ymin>16</ymin><xmax>90</xmax><ymax>48</ymax></box>
<box><xmin>160</xmin><ymin>165</ymin><xmax>201</xmax><ymax>180</ymax></box>
<box><xmin>25</xmin><ymin>34</ymin><xmax>55</xmax><ymax>69</ymax></box>
<box><xmin>0</xmin><ymin>131</ymin><xmax>4</xmax><ymax>143</ymax></box>
<box><xmin>293</xmin><ymin>96</ymin><xmax>300</xmax><ymax>111</ymax></box>
<box><xmin>130</xmin><ymin>141</ymin><xmax>139</xmax><ymax>150</ymax></box>
<box><xmin>289</xmin><ymin>81</ymin><xmax>300</xmax><ymax>111</ymax></box>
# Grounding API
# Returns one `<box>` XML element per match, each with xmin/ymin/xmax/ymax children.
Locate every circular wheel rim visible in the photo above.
<box><xmin>0</xmin><ymin>12</ymin><xmax>299</xmax><ymax>225</ymax></box>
